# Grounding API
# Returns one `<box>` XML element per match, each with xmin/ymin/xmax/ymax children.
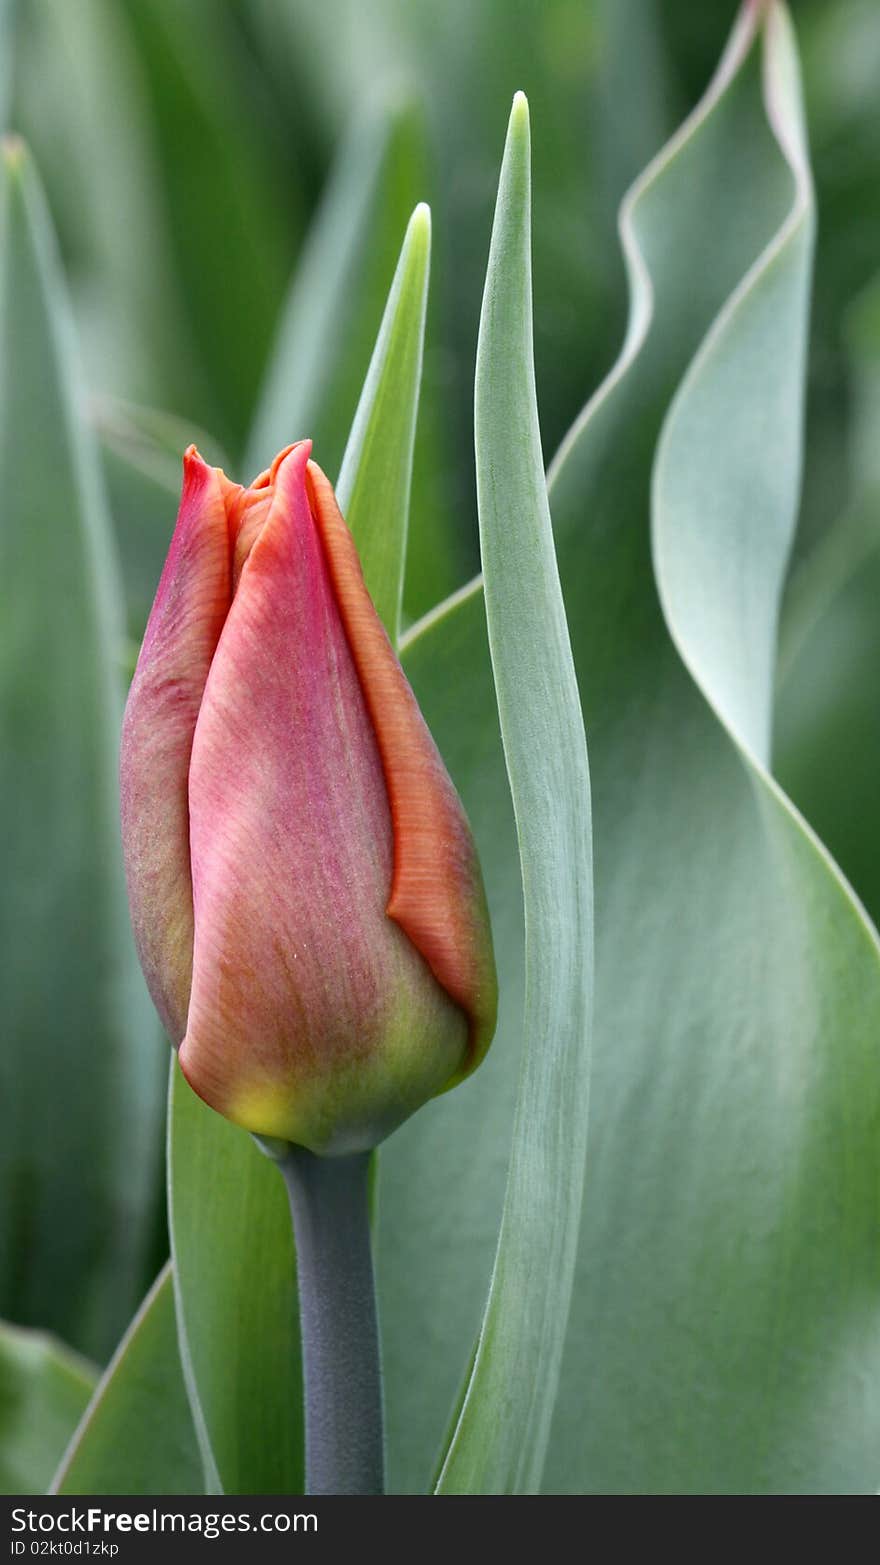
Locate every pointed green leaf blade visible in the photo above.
<box><xmin>246</xmin><ymin>100</ymin><xmax>463</xmax><ymax>624</ymax></box>
<box><xmin>52</xmin><ymin>1264</ymin><xmax>201</xmax><ymax>1497</ymax></box>
<box><xmin>336</xmin><ymin>201</ymin><xmax>431</xmax><ymax>642</ymax></box>
<box><xmin>247</xmin><ymin>106</ymin><xmax>421</xmax><ymax>481</ymax></box>
<box><xmin>435</xmin><ymin>95</ymin><xmax>592</xmax><ymax>1495</ymax></box>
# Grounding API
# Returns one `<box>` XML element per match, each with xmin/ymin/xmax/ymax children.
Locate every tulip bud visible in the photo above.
<box><xmin>120</xmin><ymin>440</ymin><xmax>497</xmax><ymax>1154</ymax></box>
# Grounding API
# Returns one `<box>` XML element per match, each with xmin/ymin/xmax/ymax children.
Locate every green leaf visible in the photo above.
<box><xmin>650</xmin><ymin>10</ymin><xmax>814</xmax><ymax>767</ymax></box>
<box><xmin>776</xmin><ymin>268</ymin><xmax>880</xmax><ymax>925</ymax></box>
<box><xmin>0</xmin><ymin>141</ymin><xmax>164</xmax><ymax>1362</ymax></box>
<box><xmin>380</xmin><ymin>2</ymin><xmax>880</xmax><ymax>1495</ymax></box>
<box><xmin>336</xmin><ymin>201</ymin><xmax>431</xmax><ymax>643</ymax></box>
<box><xmin>167</xmin><ymin>1064</ymin><xmax>303</xmax><ymax>1496</ymax></box>
<box><xmin>379</xmin><ymin>593</ymin><xmax>520</xmax><ymax>1492</ymax></box>
<box><xmin>251</xmin><ymin>0</ymin><xmax>645</xmax><ymax>570</ymax></box>
<box><xmin>436</xmin><ymin>95</ymin><xmax>592</xmax><ymax>1495</ymax></box>
<box><xmin>52</xmin><ymin>1264</ymin><xmax>201</xmax><ymax>1496</ymax></box>
<box><xmin>245</xmin><ymin>95</ymin><xmax>465</xmax><ymax>623</ymax></box>
<box><xmin>0</xmin><ymin>1322</ymin><xmax>96</xmax><ymax>1495</ymax></box>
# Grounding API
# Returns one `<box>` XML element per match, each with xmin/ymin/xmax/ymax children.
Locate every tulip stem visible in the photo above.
<box><xmin>281</xmin><ymin>1148</ymin><xmax>384</xmax><ymax>1496</ymax></box>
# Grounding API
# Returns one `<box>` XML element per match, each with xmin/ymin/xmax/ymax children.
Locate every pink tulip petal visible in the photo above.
<box><xmin>120</xmin><ymin>448</ymin><xmax>231</xmax><ymax>1042</ymax></box>
<box><xmin>306</xmin><ymin>461</ymin><xmax>498</xmax><ymax>1074</ymax></box>
<box><xmin>181</xmin><ymin>443</ymin><xmax>466</xmax><ymax>1150</ymax></box>
<box><xmin>226</xmin><ymin>444</ymin><xmax>293</xmax><ymax>590</ymax></box>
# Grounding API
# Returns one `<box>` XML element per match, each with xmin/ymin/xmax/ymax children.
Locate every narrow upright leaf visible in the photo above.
<box><xmin>336</xmin><ymin>201</ymin><xmax>431</xmax><ymax>642</ymax></box>
<box><xmin>436</xmin><ymin>95</ymin><xmax>592</xmax><ymax>1496</ymax></box>
<box><xmin>247</xmin><ymin>99</ymin><xmax>463</xmax><ymax>624</ymax></box>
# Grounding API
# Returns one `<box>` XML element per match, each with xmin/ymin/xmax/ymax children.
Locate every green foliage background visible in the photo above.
<box><xmin>1</xmin><ymin>0</ymin><xmax>879</xmax><ymax>1496</ymax></box>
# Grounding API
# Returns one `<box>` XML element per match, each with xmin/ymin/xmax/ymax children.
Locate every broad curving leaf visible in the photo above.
<box><xmin>0</xmin><ymin>141</ymin><xmax>164</xmax><ymax>1363</ymax></box>
<box><xmin>52</xmin><ymin>1263</ymin><xmax>201</xmax><ymax>1496</ymax></box>
<box><xmin>0</xmin><ymin>1321</ymin><xmax>96</xmax><ymax>1495</ymax></box>
<box><xmin>436</xmin><ymin>95</ymin><xmax>593</xmax><ymax>1495</ymax></box>
<box><xmin>776</xmin><ymin>267</ymin><xmax>880</xmax><ymax>926</ymax></box>
<box><xmin>379</xmin><ymin>1</ymin><xmax>880</xmax><ymax>1494</ymax></box>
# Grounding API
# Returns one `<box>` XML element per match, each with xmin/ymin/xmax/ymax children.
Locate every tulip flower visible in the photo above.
<box><xmin>120</xmin><ymin>439</ymin><xmax>497</xmax><ymax>1157</ymax></box>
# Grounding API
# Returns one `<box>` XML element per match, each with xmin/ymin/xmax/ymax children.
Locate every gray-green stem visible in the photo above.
<box><xmin>280</xmin><ymin>1147</ymin><xmax>384</xmax><ymax>1496</ymax></box>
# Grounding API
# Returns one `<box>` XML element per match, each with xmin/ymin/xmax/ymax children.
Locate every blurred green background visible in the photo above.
<box><xmin>1</xmin><ymin>0</ymin><xmax>878</xmax><ymax>1390</ymax></box>
<box><xmin>9</xmin><ymin>1</ymin><xmax>879</xmax><ymax>619</ymax></box>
